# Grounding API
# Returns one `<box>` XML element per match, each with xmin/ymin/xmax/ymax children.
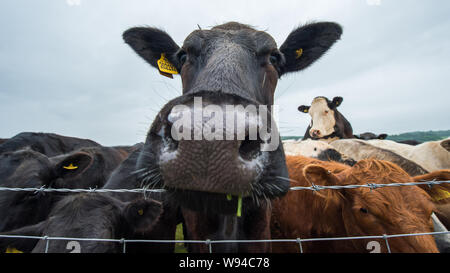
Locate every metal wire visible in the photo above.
<box><xmin>0</xmin><ymin>230</ymin><xmax>449</xmax><ymax>253</ymax></box>
<box><xmin>0</xmin><ymin>180</ymin><xmax>448</xmax><ymax>194</ymax></box>
<box><xmin>0</xmin><ymin>180</ymin><xmax>449</xmax><ymax>253</ymax></box>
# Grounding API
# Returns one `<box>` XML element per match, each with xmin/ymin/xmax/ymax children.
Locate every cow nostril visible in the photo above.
<box><xmin>239</xmin><ymin>137</ymin><xmax>262</xmax><ymax>161</ymax></box>
<box><xmin>165</xmin><ymin>123</ymin><xmax>179</xmax><ymax>151</ymax></box>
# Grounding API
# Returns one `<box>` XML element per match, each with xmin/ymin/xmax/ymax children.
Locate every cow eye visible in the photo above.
<box><xmin>269</xmin><ymin>52</ymin><xmax>281</xmax><ymax>66</ymax></box>
<box><xmin>360</xmin><ymin>208</ymin><xmax>369</xmax><ymax>214</ymax></box>
<box><xmin>177</xmin><ymin>50</ymin><xmax>187</xmax><ymax>65</ymax></box>
<box><xmin>324</xmin><ymin>110</ymin><xmax>329</xmax><ymax>114</ymax></box>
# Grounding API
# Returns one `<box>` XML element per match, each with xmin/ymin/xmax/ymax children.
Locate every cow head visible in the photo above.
<box><xmin>123</xmin><ymin>22</ymin><xmax>342</xmax><ymax>212</ymax></box>
<box><xmin>441</xmin><ymin>138</ymin><xmax>450</xmax><ymax>152</ymax></box>
<box><xmin>299</xmin><ymin>96</ymin><xmax>353</xmax><ymax>140</ymax></box>
<box><xmin>304</xmin><ymin>159</ymin><xmax>438</xmax><ymax>253</ymax></box>
<box><xmin>0</xmin><ymin>194</ymin><xmax>163</xmax><ymax>253</ymax></box>
<box><xmin>0</xmin><ymin>148</ymin><xmax>120</xmax><ymax>239</ymax></box>
<box><xmin>356</xmin><ymin>132</ymin><xmax>388</xmax><ymax>140</ymax></box>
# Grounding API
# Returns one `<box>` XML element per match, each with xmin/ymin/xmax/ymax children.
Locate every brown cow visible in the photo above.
<box><xmin>413</xmin><ymin>170</ymin><xmax>450</xmax><ymax>234</ymax></box>
<box><xmin>271</xmin><ymin>155</ymin><xmax>438</xmax><ymax>253</ymax></box>
<box><xmin>414</xmin><ymin>170</ymin><xmax>450</xmax><ymax>205</ymax></box>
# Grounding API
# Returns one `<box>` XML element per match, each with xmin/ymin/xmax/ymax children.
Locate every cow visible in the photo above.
<box><xmin>0</xmin><ymin>193</ymin><xmax>163</xmax><ymax>253</ymax></box>
<box><xmin>412</xmin><ymin>170</ymin><xmax>450</xmax><ymax>253</ymax></box>
<box><xmin>271</xmin><ymin>155</ymin><xmax>439</xmax><ymax>253</ymax></box>
<box><xmin>0</xmin><ymin>132</ymin><xmax>100</xmax><ymax>156</ymax></box>
<box><xmin>397</xmin><ymin>139</ymin><xmax>422</xmax><ymax>146</ymax></box>
<box><xmin>413</xmin><ymin>170</ymin><xmax>450</xmax><ymax>205</ymax></box>
<box><xmin>442</xmin><ymin>139</ymin><xmax>450</xmax><ymax>152</ymax></box>
<box><xmin>298</xmin><ymin>96</ymin><xmax>353</xmax><ymax>141</ymax></box>
<box><xmin>283</xmin><ymin>139</ymin><xmax>356</xmax><ymax>166</ymax></box>
<box><xmin>355</xmin><ymin>132</ymin><xmax>388</xmax><ymax>140</ymax></box>
<box><xmin>123</xmin><ymin>21</ymin><xmax>342</xmax><ymax>252</ymax></box>
<box><xmin>330</xmin><ymin>139</ymin><xmax>428</xmax><ymax>176</ymax></box>
<box><xmin>368</xmin><ymin>138</ymin><xmax>450</xmax><ymax>172</ymax></box>
<box><xmin>102</xmin><ymin>144</ymin><xmax>181</xmax><ymax>253</ymax></box>
<box><xmin>0</xmin><ymin>138</ymin><xmax>8</xmax><ymax>144</ymax></box>
<box><xmin>0</xmin><ymin>146</ymin><xmax>129</xmax><ymax>251</ymax></box>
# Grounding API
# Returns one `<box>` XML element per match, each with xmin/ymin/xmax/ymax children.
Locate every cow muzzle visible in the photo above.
<box><xmin>154</xmin><ymin>92</ymin><xmax>277</xmax><ymax>196</ymax></box>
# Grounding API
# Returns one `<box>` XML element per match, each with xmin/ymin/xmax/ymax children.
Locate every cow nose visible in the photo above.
<box><xmin>310</xmin><ymin>129</ymin><xmax>321</xmax><ymax>138</ymax></box>
<box><xmin>160</xmin><ymin>96</ymin><xmax>267</xmax><ymax>195</ymax></box>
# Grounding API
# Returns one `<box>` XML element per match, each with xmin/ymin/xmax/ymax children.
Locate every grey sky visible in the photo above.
<box><xmin>0</xmin><ymin>0</ymin><xmax>449</xmax><ymax>146</ymax></box>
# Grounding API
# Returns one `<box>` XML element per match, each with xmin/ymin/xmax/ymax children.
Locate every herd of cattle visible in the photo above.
<box><xmin>1</xmin><ymin>21</ymin><xmax>449</xmax><ymax>253</ymax></box>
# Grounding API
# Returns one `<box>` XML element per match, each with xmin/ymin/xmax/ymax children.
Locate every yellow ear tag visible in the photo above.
<box><xmin>295</xmin><ymin>48</ymin><xmax>303</xmax><ymax>59</ymax></box>
<box><xmin>236</xmin><ymin>195</ymin><xmax>242</xmax><ymax>217</ymax></box>
<box><xmin>303</xmin><ymin>109</ymin><xmax>308</xmax><ymax>113</ymax></box>
<box><xmin>157</xmin><ymin>53</ymin><xmax>178</xmax><ymax>78</ymax></box>
<box><xmin>63</xmin><ymin>163</ymin><xmax>78</xmax><ymax>170</ymax></box>
<box><xmin>433</xmin><ymin>189</ymin><xmax>450</xmax><ymax>201</ymax></box>
<box><xmin>5</xmin><ymin>247</ymin><xmax>23</xmax><ymax>253</ymax></box>
<box><xmin>138</xmin><ymin>209</ymin><xmax>144</xmax><ymax>216</ymax></box>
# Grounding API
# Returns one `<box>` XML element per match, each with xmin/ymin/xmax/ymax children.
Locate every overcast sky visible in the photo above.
<box><xmin>0</xmin><ymin>0</ymin><xmax>449</xmax><ymax>145</ymax></box>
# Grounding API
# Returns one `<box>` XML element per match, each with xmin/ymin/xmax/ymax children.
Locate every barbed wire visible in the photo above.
<box><xmin>1</xmin><ymin>230</ymin><xmax>449</xmax><ymax>253</ymax></box>
<box><xmin>0</xmin><ymin>180</ymin><xmax>449</xmax><ymax>253</ymax></box>
<box><xmin>0</xmin><ymin>180</ymin><xmax>448</xmax><ymax>194</ymax></box>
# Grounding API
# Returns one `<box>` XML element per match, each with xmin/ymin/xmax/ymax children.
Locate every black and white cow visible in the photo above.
<box><xmin>298</xmin><ymin>96</ymin><xmax>353</xmax><ymax>141</ymax></box>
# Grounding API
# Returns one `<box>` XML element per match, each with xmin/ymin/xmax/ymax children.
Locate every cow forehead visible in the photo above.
<box><xmin>183</xmin><ymin>28</ymin><xmax>277</xmax><ymax>53</ymax></box>
<box><xmin>309</xmin><ymin>98</ymin><xmax>332</xmax><ymax>114</ymax></box>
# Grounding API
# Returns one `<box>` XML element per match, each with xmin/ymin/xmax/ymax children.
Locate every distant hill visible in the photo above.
<box><xmin>385</xmin><ymin>130</ymin><xmax>450</xmax><ymax>143</ymax></box>
<box><xmin>281</xmin><ymin>130</ymin><xmax>450</xmax><ymax>142</ymax></box>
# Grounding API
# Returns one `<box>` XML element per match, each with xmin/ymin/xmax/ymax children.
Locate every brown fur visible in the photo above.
<box><xmin>413</xmin><ymin>170</ymin><xmax>450</xmax><ymax>205</ymax></box>
<box><xmin>271</xmin><ymin>156</ymin><xmax>438</xmax><ymax>253</ymax></box>
<box><xmin>413</xmin><ymin>170</ymin><xmax>450</xmax><ymax>230</ymax></box>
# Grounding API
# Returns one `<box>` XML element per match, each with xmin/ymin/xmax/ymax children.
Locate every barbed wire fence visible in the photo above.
<box><xmin>0</xmin><ymin>179</ymin><xmax>449</xmax><ymax>253</ymax></box>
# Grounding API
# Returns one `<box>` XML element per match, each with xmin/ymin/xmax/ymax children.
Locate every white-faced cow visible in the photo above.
<box><xmin>368</xmin><ymin>138</ymin><xmax>450</xmax><ymax>172</ymax></box>
<box><xmin>123</xmin><ymin>21</ymin><xmax>342</xmax><ymax>252</ymax></box>
<box><xmin>283</xmin><ymin>139</ymin><xmax>356</xmax><ymax>166</ymax></box>
<box><xmin>330</xmin><ymin>139</ymin><xmax>428</xmax><ymax>176</ymax></box>
<box><xmin>298</xmin><ymin>96</ymin><xmax>353</xmax><ymax>142</ymax></box>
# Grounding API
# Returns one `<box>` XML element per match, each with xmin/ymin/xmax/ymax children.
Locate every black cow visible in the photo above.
<box><xmin>103</xmin><ymin>144</ymin><xmax>180</xmax><ymax>253</ymax></box>
<box><xmin>0</xmin><ymin>146</ymin><xmax>128</xmax><ymax>251</ymax></box>
<box><xmin>298</xmin><ymin>96</ymin><xmax>353</xmax><ymax>141</ymax></box>
<box><xmin>0</xmin><ymin>193</ymin><xmax>162</xmax><ymax>253</ymax></box>
<box><xmin>355</xmin><ymin>132</ymin><xmax>388</xmax><ymax>140</ymax></box>
<box><xmin>123</xmin><ymin>21</ymin><xmax>342</xmax><ymax>252</ymax></box>
<box><xmin>0</xmin><ymin>132</ymin><xmax>100</xmax><ymax>156</ymax></box>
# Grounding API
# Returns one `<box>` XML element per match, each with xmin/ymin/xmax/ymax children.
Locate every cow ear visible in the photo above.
<box><xmin>378</xmin><ymin>134</ymin><xmax>388</xmax><ymax>140</ymax></box>
<box><xmin>298</xmin><ymin>105</ymin><xmax>310</xmax><ymax>113</ymax></box>
<box><xmin>123</xmin><ymin>27</ymin><xmax>181</xmax><ymax>72</ymax></box>
<box><xmin>441</xmin><ymin>139</ymin><xmax>450</xmax><ymax>152</ymax></box>
<box><xmin>279</xmin><ymin>22</ymin><xmax>342</xmax><ymax>75</ymax></box>
<box><xmin>53</xmin><ymin>152</ymin><xmax>93</xmax><ymax>180</ymax></box>
<box><xmin>330</xmin><ymin>96</ymin><xmax>343</xmax><ymax>108</ymax></box>
<box><xmin>303</xmin><ymin>164</ymin><xmax>344</xmax><ymax>203</ymax></box>
<box><xmin>122</xmin><ymin>199</ymin><xmax>163</xmax><ymax>234</ymax></box>
<box><xmin>0</xmin><ymin>221</ymin><xmax>45</xmax><ymax>252</ymax></box>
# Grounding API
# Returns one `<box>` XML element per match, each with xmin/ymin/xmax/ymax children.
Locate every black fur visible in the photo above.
<box><xmin>0</xmin><ymin>193</ymin><xmax>162</xmax><ymax>253</ymax></box>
